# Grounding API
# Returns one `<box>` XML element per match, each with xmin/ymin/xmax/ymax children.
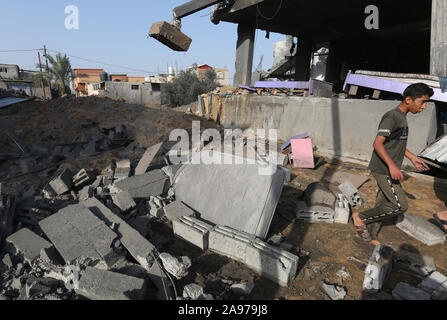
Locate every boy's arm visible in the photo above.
<box><xmin>405</xmin><ymin>149</ymin><xmax>429</xmax><ymax>171</ymax></box>
<box><xmin>373</xmin><ymin>135</ymin><xmax>404</xmax><ymax>181</ymax></box>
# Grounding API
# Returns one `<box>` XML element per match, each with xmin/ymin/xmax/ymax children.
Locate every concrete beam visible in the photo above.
<box><xmin>229</xmin><ymin>0</ymin><xmax>265</xmax><ymax>13</ymax></box>
<box><xmin>294</xmin><ymin>38</ymin><xmax>312</xmax><ymax>81</ymax></box>
<box><xmin>234</xmin><ymin>23</ymin><xmax>255</xmax><ymax>86</ymax></box>
<box><xmin>430</xmin><ymin>0</ymin><xmax>447</xmax><ymax>76</ymax></box>
<box><xmin>173</xmin><ymin>0</ymin><xmax>224</xmax><ymax>19</ymax></box>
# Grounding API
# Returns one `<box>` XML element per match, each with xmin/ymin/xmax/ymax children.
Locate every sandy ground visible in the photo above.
<box><xmin>1</xmin><ymin>96</ymin><xmax>446</xmax><ymax>300</ymax></box>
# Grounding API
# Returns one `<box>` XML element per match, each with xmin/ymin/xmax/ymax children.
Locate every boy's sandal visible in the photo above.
<box><xmin>355</xmin><ymin>225</ymin><xmax>372</xmax><ymax>242</ymax></box>
<box><xmin>433</xmin><ymin>214</ymin><xmax>447</xmax><ymax>235</ymax></box>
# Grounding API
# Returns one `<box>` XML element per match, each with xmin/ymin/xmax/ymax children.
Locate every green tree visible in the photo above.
<box><xmin>161</xmin><ymin>69</ymin><xmax>219</xmax><ymax>107</ymax></box>
<box><xmin>39</xmin><ymin>52</ymin><xmax>73</xmax><ymax>95</ymax></box>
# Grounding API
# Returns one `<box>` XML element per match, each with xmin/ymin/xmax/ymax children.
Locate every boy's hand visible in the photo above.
<box><xmin>389</xmin><ymin>164</ymin><xmax>404</xmax><ymax>181</ymax></box>
<box><xmin>411</xmin><ymin>156</ymin><xmax>429</xmax><ymax>171</ymax></box>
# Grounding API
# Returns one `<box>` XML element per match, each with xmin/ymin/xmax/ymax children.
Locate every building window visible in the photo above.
<box><xmin>217</xmin><ymin>72</ymin><xmax>224</xmax><ymax>79</ymax></box>
<box><xmin>131</xmin><ymin>85</ymin><xmax>139</xmax><ymax>90</ymax></box>
<box><xmin>0</xmin><ymin>68</ymin><xmax>7</xmax><ymax>73</ymax></box>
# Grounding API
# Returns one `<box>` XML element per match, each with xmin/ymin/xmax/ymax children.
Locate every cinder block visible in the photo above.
<box><xmin>149</xmin><ymin>21</ymin><xmax>192</xmax><ymax>52</ymax></box>
<box><xmin>83</xmin><ymin>198</ymin><xmax>156</xmax><ymax>271</ymax></box>
<box><xmin>296</xmin><ymin>201</ymin><xmax>334</xmax><ymax>223</ymax></box>
<box><xmin>114</xmin><ymin>170</ymin><xmax>169</xmax><ymax>198</ymax></box>
<box><xmin>208</xmin><ymin>225</ymin><xmax>254</xmax><ymax>262</ymax></box>
<box><xmin>173</xmin><ymin>216</ymin><xmax>213</xmax><ymax>250</ymax></box>
<box><xmin>112</xmin><ymin>191</ymin><xmax>136</xmax><ymax>212</ymax></box>
<box><xmin>338</xmin><ymin>181</ymin><xmax>363</xmax><ymax>207</ymax></box>
<box><xmin>72</xmin><ymin>169</ymin><xmax>93</xmax><ymax>188</ymax></box>
<box><xmin>392</xmin><ymin>282</ymin><xmax>431</xmax><ymax>300</ymax></box>
<box><xmin>396</xmin><ymin>213</ymin><xmax>446</xmax><ymax>246</ymax></box>
<box><xmin>245</xmin><ymin>238</ymin><xmax>299</xmax><ymax>287</ymax></box>
<box><xmin>39</xmin><ymin>204</ymin><xmax>119</xmax><ymax>266</ymax></box>
<box><xmin>363</xmin><ymin>245</ymin><xmax>393</xmax><ymax>293</ymax></box>
<box><xmin>163</xmin><ymin>200</ymin><xmax>195</xmax><ymax>221</ymax></box>
<box><xmin>418</xmin><ymin>271</ymin><xmax>447</xmax><ymax>295</ymax></box>
<box><xmin>5</xmin><ymin>228</ymin><xmax>53</xmax><ymax>264</ymax></box>
<box><xmin>49</xmin><ymin>168</ymin><xmax>74</xmax><ymax>195</ymax></box>
<box><xmin>76</xmin><ymin>267</ymin><xmax>146</xmax><ymax>300</ymax></box>
<box><xmin>334</xmin><ymin>194</ymin><xmax>350</xmax><ymax>224</ymax></box>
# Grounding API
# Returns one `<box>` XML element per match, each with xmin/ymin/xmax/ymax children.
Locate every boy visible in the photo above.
<box><xmin>352</xmin><ymin>83</ymin><xmax>434</xmax><ymax>245</ymax></box>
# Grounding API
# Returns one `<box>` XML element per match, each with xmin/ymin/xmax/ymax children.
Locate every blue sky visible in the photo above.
<box><xmin>0</xmin><ymin>1</ymin><xmax>285</xmax><ymax>82</ymax></box>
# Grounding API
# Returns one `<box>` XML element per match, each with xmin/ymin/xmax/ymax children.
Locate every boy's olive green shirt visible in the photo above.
<box><xmin>368</xmin><ymin>108</ymin><xmax>408</xmax><ymax>175</ymax></box>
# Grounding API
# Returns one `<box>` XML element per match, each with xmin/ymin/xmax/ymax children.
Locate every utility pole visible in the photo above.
<box><xmin>43</xmin><ymin>45</ymin><xmax>52</xmax><ymax>92</ymax></box>
<box><xmin>38</xmin><ymin>52</ymin><xmax>46</xmax><ymax>100</ymax></box>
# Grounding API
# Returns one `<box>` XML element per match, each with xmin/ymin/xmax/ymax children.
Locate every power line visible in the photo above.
<box><xmin>46</xmin><ymin>48</ymin><xmax>158</xmax><ymax>75</ymax></box>
<box><xmin>0</xmin><ymin>49</ymin><xmax>42</xmax><ymax>53</ymax></box>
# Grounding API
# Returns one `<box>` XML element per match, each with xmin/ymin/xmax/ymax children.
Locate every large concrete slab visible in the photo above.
<box><xmin>396</xmin><ymin>213</ymin><xmax>447</xmax><ymax>246</ymax></box>
<box><xmin>39</xmin><ymin>204</ymin><xmax>119</xmax><ymax>266</ymax></box>
<box><xmin>164</xmin><ymin>200</ymin><xmax>195</xmax><ymax>222</ymax></box>
<box><xmin>5</xmin><ymin>228</ymin><xmax>53</xmax><ymax>264</ymax></box>
<box><xmin>76</xmin><ymin>267</ymin><xmax>146</xmax><ymax>300</ymax></box>
<box><xmin>114</xmin><ymin>169</ymin><xmax>169</xmax><ymax>199</ymax></box>
<box><xmin>135</xmin><ymin>143</ymin><xmax>163</xmax><ymax>175</ymax></box>
<box><xmin>83</xmin><ymin>197</ymin><xmax>156</xmax><ymax>270</ymax></box>
<box><xmin>174</xmin><ymin>151</ymin><xmax>286</xmax><ymax>239</ymax></box>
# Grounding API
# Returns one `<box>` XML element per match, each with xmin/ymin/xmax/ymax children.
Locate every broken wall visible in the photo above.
<box><xmin>211</xmin><ymin>95</ymin><xmax>437</xmax><ymax>165</ymax></box>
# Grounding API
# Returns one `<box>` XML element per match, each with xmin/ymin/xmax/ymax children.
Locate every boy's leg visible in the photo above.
<box><xmin>359</xmin><ymin>173</ymin><xmax>408</xmax><ymax>225</ymax></box>
<box><xmin>366</xmin><ymin>190</ymin><xmax>387</xmax><ymax>240</ymax></box>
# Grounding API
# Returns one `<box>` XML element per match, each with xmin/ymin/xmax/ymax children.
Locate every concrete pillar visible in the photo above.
<box><xmin>430</xmin><ymin>0</ymin><xmax>447</xmax><ymax>76</ymax></box>
<box><xmin>294</xmin><ymin>37</ymin><xmax>312</xmax><ymax>81</ymax></box>
<box><xmin>234</xmin><ymin>23</ymin><xmax>255</xmax><ymax>86</ymax></box>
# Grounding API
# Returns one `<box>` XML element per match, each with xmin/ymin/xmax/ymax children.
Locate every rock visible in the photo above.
<box><xmin>159</xmin><ymin>253</ymin><xmax>191</xmax><ymax>280</ymax></box>
<box><xmin>267</xmin><ymin>233</ymin><xmax>284</xmax><ymax>246</ymax></box>
<box><xmin>230</xmin><ymin>282</ymin><xmax>254</xmax><ymax>296</ymax></box>
<box><xmin>320</xmin><ymin>281</ymin><xmax>346</xmax><ymax>300</ymax></box>
<box><xmin>182</xmin><ymin>283</ymin><xmax>204</xmax><ymax>300</ymax></box>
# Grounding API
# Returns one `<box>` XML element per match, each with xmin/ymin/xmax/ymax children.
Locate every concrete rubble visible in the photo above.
<box><xmin>159</xmin><ymin>252</ymin><xmax>191</xmax><ymax>280</ymax></box>
<box><xmin>418</xmin><ymin>271</ymin><xmax>447</xmax><ymax>299</ymax></box>
<box><xmin>338</xmin><ymin>181</ymin><xmax>363</xmax><ymax>207</ymax></box>
<box><xmin>363</xmin><ymin>245</ymin><xmax>393</xmax><ymax>293</ymax></box>
<box><xmin>319</xmin><ymin>281</ymin><xmax>346</xmax><ymax>300</ymax></box>
<box><xmin>173</xmin><ymin>215</ymin><xmax>213</xmax><ymax>250</ymax></box>
<box><xmin>396</xmin><ymin>213</ymin><xmax>447</xmax><ymax>246</ymax></box>
<box><xmin>182</xmin><ymin>283</ymin><xmax>204</xmax><ymax>300</ymax></box>
<box><xmin>334</xmin><ymin>194</ymin><xmax>350</xmax><ymax>224</ymax></box>
<box><xmin>392</xmin><ymin>282</ymin><xmax>431</xmax><ymax>300</ymax></box>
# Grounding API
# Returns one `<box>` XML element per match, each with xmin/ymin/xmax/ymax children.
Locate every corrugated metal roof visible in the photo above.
<box><xmin>419</xmin><ymin>134</ymin><xmax>447</xmax><ymax>164</ymax></box>
<box><xmin>0</xmin><ymin>97</ymin><xmax>29</xmax><ymax>108</ymax></box>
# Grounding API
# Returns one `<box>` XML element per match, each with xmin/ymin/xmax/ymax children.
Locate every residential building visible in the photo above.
<box><xmin>72</xmin><ymin>69</ymin><xmax>104</xmax><ymax>96</ymax></box>
<box><xmin>109</xmin><ymin>74</ymin><xmax>128</xmax><ymax>82</ymax></box>
<box><xmin>187</xmin><ymin>64</ymin><xmax>230</xmax><ymax>86</ymax></box>
<box><xmin>0</xmin><ymin>64</ymin><xmax>20</xmax><ymax>79</ymax></box>
<box><xmin>0</xmin><ymin>63</ymin><xmax>51</xmax><ymax>99</ymax></box>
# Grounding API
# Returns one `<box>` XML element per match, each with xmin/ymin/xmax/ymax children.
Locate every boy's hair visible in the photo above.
<box><xmin>403</xmin><ymin>83</ymin><xmax>434</xmax><ymax>100</ymax></box>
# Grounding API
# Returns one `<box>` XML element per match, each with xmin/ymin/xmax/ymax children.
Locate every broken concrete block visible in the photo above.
<box><xmin>147</xmin><ymin>197</ymin><xmax>165</xmax><ymax>218</ymax></box>
<box><xmin>392</xmin><ymin>282</ymin><xmax>431</xmax><ymax>300</ymax></box>
<box><xmin>334</xmin><ymin>194</ymin><xmax>350</xmax><ymax>224</ymax></box>
<box><xmin>42</xmin><ymin>184</ymin><xmax>57</xmax><ymax>199</ymax></box>
<box><xmin>338</xmin><ymin>181</ymin><xmax>363</xmax><ymax>207</ymax></box>
<box><xmin>39</xmin><ymin>204</ymin><xmax>120</xmax><ymax>267</ymax></box>
<box><xmin>72</xmin><ymin>169</ymin><xmax>93</xmax><ymax>188</ymax></box>
<box><xmin>173</xmin><ymin>216</ymin><xmax>213</xmax><ymax>250</ymax></box>
<box><xmin>83</xmin><ymin>198</ymin><xmax>156</xmax><ymax>271</ymax></box>
<box><xmin>0</xmin><ymin>193</ymin><xmax>16</xmax><ymax>244</ymax></box>
<box><xmin>161</xmin><ymin>164</ymin><xmax>183</xmax><ymax>184</ymax></box>
<box><xmin>267</xmin><ymin>151</ymin><xmax>289</xmax><ymax>166</ymax></box>
<box><xmin>135</xmin><ymin>143</ymin><xmax>163</xmax><ymax>175</ymax></box>
<box><xmin>146</xmin><ymin>259</ymin><xmax>174</xmax><ymax>300</ymax></box>
<box><xmin>114</xmin><ymin>160</ymin><xmax>131</xmax><ymax>181</ymax></box>
<box><xmin>159</xmin><ymin>253</ymin><xmax>191</xmax><ymax>280</ymax></box>
<box><xmin>49</xmin><ymin>168</ymin><xmax>74</xmax><ymax>195</ymax></box>
<box><xmin>76</xmin><ymin>267</ymin><xmax>146</xmax><ymax>300</ymax></box>
<box><xmin>320</xmin><ymin>281</ymin><xmax>346</xmax><ymax>300</ymax></box>
<box><xmin>1</xmin><ymin>253</ymin><xmax>14</xmax><ymax>270</ymax></box>
<box><xmin>296</xmin><ymin>201</ymin><xmax>334</xmax><ymax>223</ymax></box>
<box><xmin>182</xmin><ymin>283</ymin><xmax>204</xmax><ymax>300</ymax></box>
<box><xmin>163</xmin><ymin>200</ymin><xmax>195</xmax><ymax>221</ymax></box>
<box><xmin>174</xmin><ymin>151</ymin><xmax>286</xmax><ymax>239</ymax></box>
<box><xmin>304</xmin><ymin>182</ymin><xmax>336</xmax><ymax>208</ymax></box>
<box><xmin>392</xmin><ymin>248</ymin><xmax>436</xmax><ymax>278</ymax></box>
<box><xmin>244</xmin><ymin>238</ymin><xmax>299</xmax><ymax>287</ymax></box>
<box><xmin>149</xmin><ymin>21</ymin><xmax>192</xmax><ymax>52</ymax></box>
<box><xmin>396</xmin><ymin>214</ymin><xmax>446</xmax><ymax>246</ymax></box>
<box><xmin>5</xmin><ymin>228</ymin><xmax>53</xmax><ymax>264</ymax></box>
<box><xmin>115</xmin><ymin>169</ymin><xmax>170</xmax><ymax>198</ymax></box>
<box><xmin>111</xmin><ymin>190</ymin><xmax>136</xmax><ymax>212</ymax></box>
<box><xmin>363</xmin><ymin>245</ymin><xmax>393</xmax><ymax>293</ymax></box>
<box><xmin>209</xmin><ymin>225</ymin><xmax>255</xmax><ymax>262</ymax></box>
<box><xmin>418</xmin><ymin>271</ymin><xmax>447</xmax><ymax>295</ymax></box>
<box><xmin>78</xmin><ymin>185</ymin><xmax>94</xmax><ymax>202</ymax></box>
<box><xmin>230</xmin><ymin>282</ymin><xmax>254</xmax><ymax>296</ymax></box>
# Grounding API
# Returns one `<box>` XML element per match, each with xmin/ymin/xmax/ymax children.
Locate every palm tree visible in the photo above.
<box><xmin>41</xmin><ymin>52</ymin><xmax>73</xmax><ymax>95</ymax></box>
